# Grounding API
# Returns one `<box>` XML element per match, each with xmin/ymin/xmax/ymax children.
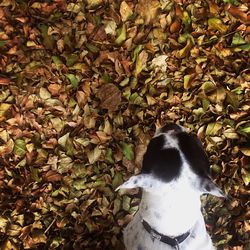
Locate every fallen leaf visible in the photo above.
<box><xmin>0</xmin><ymin>77</ymin><xmax>10</xmax><ymax>85</ymax></box>
<box><xmin>206</xmin><ymin>122</ymin><xmax>223</xmax><ymax>136</ymax></box>
<box><xmin>120</xmin><ymin>142</ymin><xmax>134</xmax><ymax>161</ymax></box>
<box><xmin>115</xmin><ymin>24</ymin><xmax>127</xmax><ymax>45</ymax></box>
<box><xmin>134</xmin><ymin>50</ymin><xmax>148</xmax><ymax>76</ymax></box>
<box><xmin>241</xmin><ymin>168</ymin><xmax>250</xmax><ymax>186</ymax></box>
<box><xmin>0</xmin><ymin>103</ymin><xmax>11</xmax><ymax>122</ymax></box>
<box><xmin>65</xmin><ymin>74</ymin><xmax>79</xmax><ymax>89</ymax></box>
<box><xmin>44</xmin><ymin>170</ymin><xmax>62</xmax><ymax>182</ymax></box>
<box><xmin>14</xmin><ymin>139</ymin><xmax>27</xmax><ymax>157</ymax></box>
<box><xmin>240</xmin><ymin>148</ymin><xmax>250</xmax><ymax>156</ymax></box>
<box><xmin>97</xmin><ymin>83</ymin><xmax>121</xmax><ymax>111</ymax></box>
<box><xmin>208</xmin><ymin>18</ymin><xmax>228</xmax><ymax>33</ymax></box>
<box><xmin>136</xmin><ymin>0</ymin><xmax>160</xmax><ymax>25</ymax></box>
<box><xmin>176</xmin><ymin>38</ymin><xmax>194</xmax><ymax>59</ymax></box>
<box><xmin>120</xmin><ymin>1</ymin><xmax>133</xmax><ymax>22</ymax></box>
<box><xmin>226</xmin><ymin>5</ymin><xmax>248</xmax><ymax>23</ymax></box>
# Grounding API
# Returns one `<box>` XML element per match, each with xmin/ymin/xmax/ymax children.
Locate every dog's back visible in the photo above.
<box><xmin>117</xmin><ymin>124</ymin><xmax>224</xmax><ymax>250</ymax></box>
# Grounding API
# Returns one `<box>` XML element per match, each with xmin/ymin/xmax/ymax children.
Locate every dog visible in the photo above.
<box><xmin>117</xmin><ymin>124</ymin><xmax>225</xmax><ymax>250</ymax></box>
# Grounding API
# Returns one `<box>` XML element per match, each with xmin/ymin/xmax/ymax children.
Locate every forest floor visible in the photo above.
<box><xmin>0</xmin><ymin>0</ymin><xmax>249</xmax><ymax>249</ymax></box>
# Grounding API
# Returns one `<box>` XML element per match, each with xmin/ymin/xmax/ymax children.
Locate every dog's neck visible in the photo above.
<box><xmin>138</xmin><ymin>173</ymin><xmax>203</xmax><ymax>237</ymax></box>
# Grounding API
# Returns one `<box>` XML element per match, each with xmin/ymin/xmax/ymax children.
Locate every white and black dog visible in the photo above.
<box><xmin>117</xmin><ymin>124</ymin><xmax>225</xmax><ymax>250</ymax></box>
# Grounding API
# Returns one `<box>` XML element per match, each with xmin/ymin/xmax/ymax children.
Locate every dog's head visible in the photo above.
<box><xmin>117</xmin><ymin>123</ymin><xmax>224</xmax><ymax>197</ymax></box>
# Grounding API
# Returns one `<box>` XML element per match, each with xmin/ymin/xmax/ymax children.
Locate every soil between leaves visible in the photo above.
<box><xmin>0</xmin><ymin>0</ymin><xmax>250</xmax><ymax>249</ymax></box>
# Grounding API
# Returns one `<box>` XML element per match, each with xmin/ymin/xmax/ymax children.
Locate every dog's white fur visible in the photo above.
<box><xmin>117</xmin><ymin>126</ymin><xmax>223</xmax><ymax>250</ymax></box>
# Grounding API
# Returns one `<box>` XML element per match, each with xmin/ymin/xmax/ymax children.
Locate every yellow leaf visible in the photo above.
<box><xmin>0</xmin><ymin>103</ymin><xmax>11</xmax><ymax>122</ymax></box>
<box><xmin>241</xmin><ymin>168</ymin><xmax>250</xmax><ymax>186</ymax></box>
<box><xmin>176</xmin><ymin>39</ymin><xmax>193</xmax><ymax>59</ymax></box>
<box><xmin>2</xmin><ymin>239</ymin><xmax>18</xmax><ymax>250</ymax></box>
<box><xmin>134</xmin><ymin>50</ymin><xmax>148</xmax><ymax>77</ymax></box>
<box><xmin>0</xmin><ymin>217</ymin><xmax>8</xmax><ymax>233</ymax></box>
<box><xmin>206</xmin><ymin>122</ymin><xmax>223</xmax><ymax>136</ymax></box>
<box><xmin>208</xmin><ymin>18</ymin><xmax>227</xmax><ymax>33</ymax></box>
<box><xmin>240</xmin><ymin>148</ymin><xmax>250</xmax><ymax>156</ymax></box>
<box><xmin>86</xmin><ymin>0</ymin><xmax>102</xmax><ymax>8</ymax></box>
<box><xmin>120</xmin><ymin>1</ymin><xmax>133</xmax><ymax>22</ymax></box>
<box><xmin>7</xmin><ymin>224</ymin><xmax>22</xmax><ymax>236</ymax></box>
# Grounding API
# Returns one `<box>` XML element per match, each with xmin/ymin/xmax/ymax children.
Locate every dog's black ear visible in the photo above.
<box><xmin>201</xmin><ymin>177</ymin><xmax>225</xmax><ymax>197</ymax></box>
<box><xmin>116</xmin><ymin>174</ymin><xmax>151</xmax><ymax>191</ymax></box>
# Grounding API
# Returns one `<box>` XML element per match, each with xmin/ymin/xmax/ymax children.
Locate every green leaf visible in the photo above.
<box><xmin>14</xmin><ymin>139</ymin><xmax>27</xmax><ymax>156</ymax></box>
<box><xmin>120</xmin><ymin>77</ymin><xmax>130</xmax><ymax>87</ymax></box>
<box><xmin>0</xmin><ymin>40</ymin><xmax>6</xmax><ymax>47</ymax></box>
<box><xmin>129</xmin><ymin>93</ymin><xmax>144</xmax><ymax>105</ymax></box>
<box><xmin>202</xmin><ymin>99</ymin><xmax>210</xmax><ymax>111</ymax></box>
<box><xmin>182</xmin><ymin>11</ymin><xmax>191</xmax><ymax>31</ymax></box>
<box><xmin>112</xmin><ymin>172</ymin><xmax>123</xmax><ymax>188</ymax></box>
<box><xmin>223</xmin><ymin>0</ymin><xmax>240</xmax><ymax>6</ymax></box>
<box><xmin>115</xmin><ymin>24</ymin><xmax>126</xmax><ymax>45</ymax></box>
<box><xmin>65</xmin><ymin>74</ymin><xmax>79</xmax><ymax>89</ymax></box>
<box><xmin>231</xmin><ymin>33</ymin><xmax>246</xmax><ymax>46</ymax></box>
<box><xmin>38</xmin><ymin>24</ymin><xmax>48</xmax><ymax>35</ymax></box>
<box><xmin>30</xmin><ymin>166</ymin><xmax>41</xmax><ymax>182</ymax></box>
<box><xmin>132</xmin><ymin>45</ymin><xmax>143</xmax><ymax>63</ymax></box>
<box><xmin>101</xmin><ymin>74</ymin><xmax>112</xmax><ymax>83</ymax></box>
<box><xmin>86</xmin><ymin>43</ymin><xmax>99</xmax><ymax>53</ymax></box>
<box><xmin>239</xmin><ymin>125</ymin><xmax>250</xmax><ymax>134</ymax></box>
<box><xmin>238</xmin><ymin>43</ymin><xmax>250</xmax><ymax>51</ymax></box>
<box><xmin>52</xmin><ymin>56</ymin><xmax>63</xmax><ymax>66</ymax></box>
<box><xmin>105</xmin><ymin>148</ymin><xmax>114</xmax><ymax>163</ymax></box>
<box><xmin>183</xmin><ymin>74</ymin><xmax>191</xmax><ymax>90</ymax></box>
<box><xmin>120</xmin><ymin>142</ymin><xmax>134</xmax><ymax>161</ymax></box>
<box><xmin>66</xmin><ymin>54</ymin><xmax>79</xmax><ymax>67</ymax></box>
<box><xmin>73</xmin><ymin>179</ymin><xmax>87</xmax><ymax>190</ymax></box>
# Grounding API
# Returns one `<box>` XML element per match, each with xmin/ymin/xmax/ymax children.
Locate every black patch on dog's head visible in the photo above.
<box><xmin>141</xmin><ymin>135</ymin><xmax>182</xmax><ymax>182</ymax></box>
<box><xmin>177</xmin><ymin>132</ymin><xmax>210</xmax><ymax>178</ymax></box>
<box><xmin>160</xmin><ymin>123</ymin><xmax>183</xmax><ymax>134</ymax></box>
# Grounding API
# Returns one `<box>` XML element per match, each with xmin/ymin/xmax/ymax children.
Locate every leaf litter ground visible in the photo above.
<box><xmin>0</xmin><ymin>0</ymin><xmax>249</xmax><ymax>249</ymax></box>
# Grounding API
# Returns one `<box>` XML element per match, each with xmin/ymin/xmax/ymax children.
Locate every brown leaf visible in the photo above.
<box><xmin>76</xmin><ymin>91</ymin><xmax>88</xmax><ymax>107</ymax></box>
<box><xmin>92</xmin><ymin>26</ymin><xmax>107</xmax><ymax>41</ymax></box>
<box><xmin>0</xmin><ymin>139</ymin><xmax>14</xmax><ymax>156</ymax></box>
<box><xmin>48</xmin><ymin>84</ymin><xmax>61</xmax><ymax>95</ymax></box>
<box><xmin>170</xmin><ymin>19</ymin><xmax>181</xmax><ymax>33</ymax></box>
<box><xmin>44</xmin><ymin>170</ymin><xmax>62</xmax><ymax>182</ymax></box>
<box><xmin>0</xmin><ymin>77</ymin><xmax>10</xmax><ymax>85</ymax></box>
<box><xmin>136</xmin><ymin>0</ymin><xmax>160</xmax><ymax>25</ymax></box>
<box><xmin>97</xmin><ymin>83</ymin><xmax>121</xmax><ymax>111</ymax></box>
<box><xmin>226</xmin><ymin>5</ymin><xmax>248</xmax><ymax>23</ymax></box>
